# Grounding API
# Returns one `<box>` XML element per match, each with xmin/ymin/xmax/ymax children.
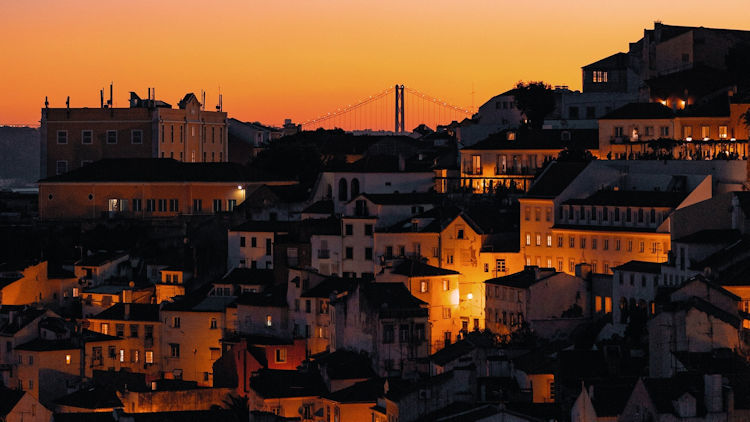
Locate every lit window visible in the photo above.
<box><xmin>592</xmin><ymin>70</ymin><xmax>608</xmax><ymax>83</ymax></box>
<box><xmin>65</xmin><ymin>354</ymin><xmax>71</xmax><ymax>365</ymax></box>
<box><xmin>266</xmin><ymin>315</ymin><xmax>272</xmax><ymax>327</ymax></box>
<box><xmin>145</xmin><ymin>350</ymin><xmax>154</xmax><ymax>364</ymax></box>
<box><xmin>119</xmin><ymin>349</ymin><xmax>125</xmax><ymax>362</ymax></box>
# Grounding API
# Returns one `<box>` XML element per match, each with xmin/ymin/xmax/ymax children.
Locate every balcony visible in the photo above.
<box><xmin>318</xmin><ymin>250</ymin><xmax>330</xmax><ymax>259</ymax></box>
<box><xmin>495</xmin><ymin>166</ymin><xmax>535</xmax><ymax>176</ymax></box>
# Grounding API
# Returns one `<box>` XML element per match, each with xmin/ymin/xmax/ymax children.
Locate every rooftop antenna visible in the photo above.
<box><xmin>216</xmin><ymin>85</ymin><xmax>222</xmax><ymax>111</ymax></box>
<box><xmin>44</xmin><ymin>96</ymin><xmax>49</xmax><ymax>109</ymax></box>
<box><xmin>66</xmin><ymin>96</ymin><xmax>70</xmax><ymax>109</ymax></box>
<box><xmin>100</xmin><ymin>89</ymin><xmax>104</xmax><ymax>108</ymax></box>
<box><xmin>201</xmin><ymin>90</ymin><xmax>206</xmax><ymax>111</ymax></box>
<box><xmin>109</xmin><ymin>82</ymin><xmax>113</xmax><ymax>107</ymax></box>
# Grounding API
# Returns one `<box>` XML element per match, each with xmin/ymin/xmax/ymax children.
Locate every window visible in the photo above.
<box><xmin>524</xmin><ymin>207</ymin><xmax>530</xmax><ymax>221</ymax></box>
<box><xmin>639</xmin><ymin>241</ymin><xmax>645</xmax><ymax>253</ymax></box>
<box><xmin>170</xmin><ymin>343</ymin><xmax>180</xmax><ymax>358</ymax></box>
<box><xmin>442</xmin><ymin>307</ymin><xmax>451</xmax><ymax>319</ymax></box>
<box><xmin>472</xmin><ymin>155</ymin><xmax>481</xmax><ymax>174</ymax></box>
<box><xmin>169</xmin><ymin>199</ymin><xmax>179</xmax><ymax>212</ymax></box>
<box><xmin>81</xmin><ymin>130</ymin><xmax>92</xmax><ymax>144</ymax></box>
<box><xmin>57</xmin><ymin>130</ymin><xmax>68</xmax><ymax>144</ymax></box>
<box><xmin>557</xmin><ymin>235</ymin><xmax>564</xmax><ymax>247</ymax></box>
<box><xmin>580</xmin><ymin>237</ymin><xmax>586</xmax><ymax>249</ymax></box>
<box><xmin>129</xmin><ymin>325</ymin><xmax>138</xmax><ymax>338</ymax></box>
<box><xmin>443</xmin><ymin>279</ymin><xmax>450</xmax><ymax>291</ymax></box>
<box><xmin>683</xmin><ymin>126</ymin><xmax>693</xmax><ymax>139</ymax></box>
<box><xmin>56</xmin><ymin>160</ymin><xmax>68</xmax><ymax>175</ymax></box>
<box><xmin>266</xmin><ymin>315</ymin><xmax>272</xmax><ymax>327</ymax></box>
<box><xmin>275</xmin><ymin>348</ymin><xmax>287</xmax><ymax>363</ymax></box>
<box><xmin>345</xmin><ymin>247</ymin><xmax>353</xmax><ymax>260</ymax></box>
<box><xmin>457</xmin><ymin>228</ymin><xmax>465</xmax><ymax>239</ymax></box>
<box><xmin>569</xmin><ymin>236</ymin><xmax>575</xmax><ymax>248</ymax></box>
<box><xmin>420</xmin><ymin>280</ymin><xmax>429</xmax><ymax>293</ymax></box>
<box><xmin>227</xmin><ymin>199</ymin><xmax>237</xmax><ymax>212</ymax></box>
<box><xmin>101</xmin><ymin>323</ymin><xmax>109</xmax><ymax>335</ymax></box>
<box><xmin>106</xmin><ymin>130</ymin><xmax>117</xmax><ymax>144</ymax></box>
<box><xmin>132</xmin><ymin>198</ymin><xmax>142</xmax><ymax>212</ymax></box>
<box><xmin>65</xmin><ymin>354</ymin><xmax>71</xmax><ymax>365</ymax></box>
<box><xmin>383</xmin><ymin>324</ymin><xmax>394</xmax><ymax>343</ymax></box>
<box><xmin>173</xmin><ymin>317</ymin><xmax>181</xmax><ymax>328</ymax></box>
<box><xmin>131</xmin><ymin>130</ymin><xmax>143</xmax><ymax>144</ymax></box>
<box><xmin>365</xmin><ymin>247</ymin><xmax>373</xmax><ymax>260</ymax></box>
<box><xmin>146</xmin><ymin>199</ymin><xmax>155</xmax><ymax>212</ymax></box>
<box><xmin>701</xmin><ymin>125</ymin><xmax>710</xmax><ymax>139</ymax></box>
<box><xmin>719</xmin><ymin>126</ymin><xmax>728</xmax><ymax>139</ymax></box>
<box><xmin>652</xmin><ymin>242</ymin><xmax>658</xmax><ymax>254</ymax></box>
<box><xmin>525</xmin><ymin>233</ymin><xmax>531</xmax><ymax>246</ymax></box>
<box><xmin>592</xmin><ymin>70</ymin><xmax>608</xmax><ymax>83</ymax></box>
<box><xmin>614</xmin><ymin>126</ymin><xmax>624</xmax><ymax>137</ymax></box>
<box><xmin>569</xmin><ymin>259</ymin><xmax>575</xmax><ymax>273</ymax></box>
<box><xmin>592</xmin><ymin>238</ymin><xmax>597</xmax><ymax>249</ymax></box>
<box><xmin>240</xmin><ymin>236</ymin><xmax>246</xmax><ymax>247</ymax></box>
<box><xmin>158</xmin><ymin>199</ymin><xmax>167</xmax><ymax>212</ymax></box>
<box><xmin>210</xmin><ymin>318</ymin><xmax>217</xmax><ymax>329</ymax></box>
<box><xmin>119</xmin><ymin>349</ymin><xmax>125</xmax><ymax>362</ymax></box>
<box><xmin>660</xmin><ymin>126</ymin><xmax>670</xmax><ymax>137</ymax></box>
<box><xmin>496</xmin><ymin>259</ymin><xmax>506</xmax><ymax>272</ymax></box>
<box><xmin>535</xmin><ymin>233</ymin><xmax>541</xmax><ymax>246</ymax></box>
<box><xmin>546</xmin><ymin>234</ymin><xmax>552</xmax><ymax>247</ymax></box>
<box><xmin>213</xmin><ymin>199</ymin><xmax>222</xmax><ymax>212</ymax></box>
<box><xmin>345</xmin><ymin>224</ymin><xmax>353</xmax><ymax>236</ymax></box>
<box><xmin>545</xmin><ymin>208</ymin><xmax>552</xmax><ymax>222</ymax></box>
<box><xmin>131</xmin><ymin>350</ymin><xmax>140</xmax><ymax>363</ymax></box>
<box><xmin>364</xmin><ymin>224</ymin><xmax>373</xmax><ymax>236</ymax></box>
<box><xmin>627</xmin><ymin>239</ymin><xmax>632</xmax><ymax>252</ymax></box>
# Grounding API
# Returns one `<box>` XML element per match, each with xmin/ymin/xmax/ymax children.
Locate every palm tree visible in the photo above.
<box><xmin>223</xmin><ymin>394</ymin><xmax>250</xmax><ymax>422</ymax></box>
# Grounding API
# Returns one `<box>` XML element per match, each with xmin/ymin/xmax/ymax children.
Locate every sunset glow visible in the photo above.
<box><xmin>2</xmin><ymin>0</ymin><xmax>749</xmax><ymax>127</ymax></box>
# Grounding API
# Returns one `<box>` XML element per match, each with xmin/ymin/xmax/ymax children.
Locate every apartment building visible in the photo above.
<box><xmin>41</xmin><ymin>91</ymin><xmax>227</xmax><ymax>178</ymax></box>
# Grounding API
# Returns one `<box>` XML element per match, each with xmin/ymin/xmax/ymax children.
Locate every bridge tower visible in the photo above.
<box><xmin>394</xmin><ymin>84</ymin><xmax>405</xmax><ymax>133</ymax></box>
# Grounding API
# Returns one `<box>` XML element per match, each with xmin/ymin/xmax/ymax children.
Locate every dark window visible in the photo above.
<box><xmin>569</xmin><ymin>106</ymin><xmax>579</xmax><ymax>119</ymax></box>
<box><xmin>364</xmin><ymin>224</ymin><xmax>373</xmax><ymax>236</ymax></box>
<box><xmin>338</xmin><ymin>178</ymin><xmax>348</xmax><ymax>202</ymax></box>
<box><xmin>345</xmin><ymin>247</ymin><xmax>353</xmax><ymax>259</ymax></box>
<box><xmin>383</xmin><ymin>325</ymin><xmax>394</xmax><ymax>344</ymax></box>
<box><xmin>345</xmin><ymin>224</ymin><xmax>353</xmax><ymax>236</ymax></box>
<box><xmin>365</xmin><ymin>247</ymin><xmax>373</xmax><ymax>260</ymax></box>
<box><xmin>240</xmin><ymin>237</ymin><xmax>246</xmax><ymax>247</ymax></box>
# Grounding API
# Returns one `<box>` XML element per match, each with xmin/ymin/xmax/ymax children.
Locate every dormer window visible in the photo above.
<box><xmin>506</xmin><ymin>131</ymin><xmax>516</xmax><ymax>141</ymax></box>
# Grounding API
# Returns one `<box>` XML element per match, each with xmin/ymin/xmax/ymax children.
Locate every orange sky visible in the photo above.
<box><xmin>2</xmin><ymin>0</ymin><xmax>749</xmax><ymax>127</ymax></box>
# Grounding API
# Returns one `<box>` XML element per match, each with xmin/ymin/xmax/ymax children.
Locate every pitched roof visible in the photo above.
<box><xmin>301</xmin><ymin>200</ymin><xmax>333</xmax><ymax>214</ymax></box>
<box><xmin>430</xmin><ymin>331</ymin><xmax>498</xmax><ymax>366</ymax></box>
<box><xmin>0</xmin><ymin>387</ymin><xmax>24</xmax><ymax>417</ymax></box>
<box><xmin>300</xmin><ymin>277</ymin><xmax>356</xmax><ymax>298</ymax></box>
<box><xmin>582</xmin><ymin>52</ymin><xmax>628</xmax><ymax>70</ymax></box>
<box><xmin>391</xmin><ymin>260</ymin><xmax>459</xmax><ymax>277</ymax></box>
<box><xmin>674</xmin><ymin>229</ymin><xmax>742</xmax><ymax>244</ymax></box>
<box><xmin>355</xmin><ymin>192</ymin><xmax>438</xmax><ymax>206</ymax></box>
<box><xmin>484</xmin><ymin>267</ymin><xmax>557</xmax><ymax>288</ymax></box>
<box><xmin>601</xmin><ymin>102</ymin><xmax>674</xmax><ymax>120</ymax></box>
<box><xmin>463</xmin><ymin>128</ymin><xmax>598</xmax><ymax>151</ymax></box>
<box><xmin>663</xmin><ymin>296</ymin><xmax>740</xmax><ymax>328</ymax></box>
<box><xmin>90</xmin><ymin>303</ymin><xmax>160</xmax><ymax>322</ymax></box>
<box><xmin>325</xmin><ymin>378</ymin><xmax>384</xmax><ymax>403</ymax></box>
<box><xmin>40</xmin><ymin>158</ymin><xmax>282</xmax><ymax>183</ymax></box>
<box><xmin>613</xmin><ymin>261</ymin><xmax>663</xmax><ymax>274</ymax></box>
<box><xmin>220</xmin><ymin>268</ymin><xmax>276</xmax><ymax>286</ymax></box>
<box><xmin>76</xmin><ymin>251</ymin><xmax>128</xmax><ymax>267</ymax></box>
<box><xmin>0</xmin><ymin>307</ymin><xmax>47</xmax><ymax>335</ymax></box>
<box><xmin>314</xmin><ymin>349</ymin><xmax>376</xmax><ymax>380</ymax></box>
<box><xmin>249</xmin><ymin>369</ymin><xmax>327</xmax><ymax>398</ymax></box>
<box><xmin>564</xmin><ymin>190</ymin><xmax>687</xmax><ymax>208</ymax></box>
<box><xmin>55</xmin><ymin>386</ymin><xmax>123</xmax><ymax>409</ymax></box>
<box><xmin>235</xmin><ymin>283</ymin><xmax>288</xmax><ymax>308</ymax></box>
<box><xmin>379</xmin><ymin>206</ymin><xmax>484</xmax><ymax>235</ymax></box>
<box><xmin>361</xmin><ymin>282</ymin><xmax>427</xmax><ymax>316</ymax></box>
<box><xmin>525</xmin><ymin>161</ymin><xmax>588</xmax><ymax>198</ymax></box>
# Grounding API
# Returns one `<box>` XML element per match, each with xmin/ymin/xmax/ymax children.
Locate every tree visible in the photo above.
<box><xmin>513</xmin><ymin>81</ymin><xmax>556</xmax><ymax>129</ymax></box>
<box><xmin>222</xmin><ymin>394</ymin><xmax>250</xmax><ymax>422</ymax></box>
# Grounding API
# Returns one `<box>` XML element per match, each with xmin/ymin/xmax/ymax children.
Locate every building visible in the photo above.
<box><xmin>331</xmin><ymin>281</ymin><xmax>429</xmax><ymax>378</ymax></box>
<box><xmin>41</xmin><ymin>91</ymin><xmax>228</xmax><ymax>179</ymax></box>
<box><xmin>459</xmin><ymin>128</ymin><xmax>598</xmax><ymax>193</ymax></box>
<box><xmin>38</xmin><ymin>158</ymin><xmax>293</xmax><ymax>220</ymax></box>
<box><xmin>518</xmin><ymin>159</ymin><xmax>746</xmax><ymax>276</ymax></box>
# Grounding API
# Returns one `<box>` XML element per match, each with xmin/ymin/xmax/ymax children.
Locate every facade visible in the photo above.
<box><xmin>38</xmin><ymin>158</ymin><xmax>292</xmax><ymax>220</ymax></box>
<box><xmin>41</xmin><ymin>92</ymin><xmax>227</xmax><ymax>178</ymax></box>
<box><xmin>0</xmin><ymin>261</ymin><xmax>78</xmax><ymax>306</ymax></box>
<box><xmin>459</xmin><ymin>128</ymin><xmax>598</xmax><ymax>193</ymax></box>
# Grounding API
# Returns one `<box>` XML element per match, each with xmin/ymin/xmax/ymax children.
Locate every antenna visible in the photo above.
<box><xmin>66</xmin><ymin>96</ymin><xmax>70</xmax><ymax>109</ymax></box>
<box><xmin>100</xmin><ymin>89</ymin><xmax>104</xmax><ymax>108</ymax></box>
<box><xmin>44</xmin><ymin>96</ymin><xmax>49</xmax><ymax>109</ymax></box>
<box><xmin>109</xmin><ymin>82</ymin><xmax>113</xmax><ymax>107</ymax></box>
<box><xmin>201</xmin><ymin>90</ymin><xmax>206</xmax><ymax>111</ymax></box>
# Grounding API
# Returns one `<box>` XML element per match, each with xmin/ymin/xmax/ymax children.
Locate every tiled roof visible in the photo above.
<box><xmin>484</xmin><ymin>267</ymin><xmax>556</xmax><ymax>288</ymax></box>
<box><xmin>600</xmin><ymin>102</ymin><xmax>674</xmax><ymax>120</ymax></box>
<box><xmin>249</xmin><ymin>369</ymin><xmax>327</xmax><ymax>398</ymax></box>
<box><xmin>0</xmin><ymin>387</ymin><xmax>24</xmax><ymax>417</ymax></box>
<box><xmin>221</xmin><ymin>268</ymin><xmax>276</xmax><ymax>286</ymax></box>
<box><xmin>325</xmin><ymin>378</ymin><xmax>383</xmax><ymax>403</ymax></box>
<box><xmin>300</xmin><ymin>277</ymin><xmax>356</xmax><ymax>298</ymax></box>
<box><xmin>91</xmin><ymin>303</ymin><xmax>160</xmax><ymax>322</ymax></box>
<box><xmin>314</xmin><ymin>349</ymin><xmax>376</xmax><ymax>380</ymax></box>
<box><xmin>356</xmin><ymin>192</ymin><xmax>438</xmax><ymax>206</ymax></box>
<box><xmin>40</xmin><ymin>158</ymin><xmax>283</xmax><ymax>183</ymax></box>
<box><xmin>525</xmin><ymin>161</ymin><xmax>588</xmax><ymax>198</ymax></box>
<box><xmin>564</xmin><ymin>190</ymin><xmax>687</xmax><ymax>208</ymax></box>
<box><xmin>463</xmin><ymin>128</ymin><xmax>598</xmax><ymax>151</ymax></box>
<box><xmin>391</xmin><ymin>260</ymin><xmax>459</xmax><ymax>277</ymax></box>
<box><xmin>613</xmin><ymin>261</ymin><xmax>663</xmax><ymax>274</ymax></box>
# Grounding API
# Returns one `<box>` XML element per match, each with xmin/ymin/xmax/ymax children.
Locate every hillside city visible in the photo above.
<box><xmin>3</xmin><ymin>22</ymin><xmax>750</xmax><ymax>422</ymax></box>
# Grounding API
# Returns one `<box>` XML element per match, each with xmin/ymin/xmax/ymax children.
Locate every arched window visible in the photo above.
<box><xmin>338</xmin><ymin>178</ymin><xmax>348</xmax><ymax>202</ymax></box>
<box><xmin>350</xmin><ymin>178</ymin><xmax>360</xmax><ymax>198</ymax></box>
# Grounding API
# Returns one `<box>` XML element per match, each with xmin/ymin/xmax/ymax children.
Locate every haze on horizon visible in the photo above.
<box><xmin>2</xmin><ymin>0</ymin><xmax>749</xmax><ymax>127</ymax></box>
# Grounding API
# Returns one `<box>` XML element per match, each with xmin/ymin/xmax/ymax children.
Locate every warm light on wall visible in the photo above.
<box><xmin>467</xmin><ymin>293</ymin><xmax>474</xmax><ymax>300</ymax></box>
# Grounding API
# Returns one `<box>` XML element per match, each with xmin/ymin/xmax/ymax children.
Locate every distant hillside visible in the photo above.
<box><xmin>0</xmin><ymin>126</ymin><xmax>39</xmax><ymax>188</ymax></box>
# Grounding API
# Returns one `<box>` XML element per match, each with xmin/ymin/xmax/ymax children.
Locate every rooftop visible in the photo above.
<box><xmin>463</xmin><ymin>128</ymin><xmax>598</xmax><ymax>151</ymax></box>
<box><xmin>90</xmin><ymin>303</ymin><xmax>160</xmax><ymax>322</ymax></box>
<box><xmin>613</xmin><ymin>261</ymin><xmax>663</xmax><ymax>274</ymax></box>
<box><xmin>220</xmin><ymin>268</ymin><xmax>276</xmax><ymax>286</ymax></box>
<box><xmin>600</xmin><ymin>102</ymin><xmax>675</xmax><ymax>120</ymax></box>
<box><xmin>40</xmin><ymin>158</ymin><xmax>285</xmax><ymax>183</ymax></box>
<box><xmin>525</xmin><ymin>161</ymin><xmax>588</xmax><ymax>198</ymax></box>
<box><xmin>390</xmin><ymin>260</ymin><xmax>460</xmax><ymax>277</ymax></box>
<box><xmin>249</xmin><ymin>369</ymin><xmax>327</xmax><ymax>399</ymax></box>
<box><xmin>564</xmin><ymin>190</ymin><xmax>687</xmax><ymax>208</ymax></box>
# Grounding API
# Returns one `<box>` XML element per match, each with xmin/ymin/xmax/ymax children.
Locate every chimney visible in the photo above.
<box><xmin>575</xmin><ymin>263</ymin><xmax>592</xmax><ymax>279</ymax></box>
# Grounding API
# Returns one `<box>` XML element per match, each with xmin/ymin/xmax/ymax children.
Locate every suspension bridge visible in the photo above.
<box><xmin>300</xmin><ymin>84</ymin><xmax>474</xmax><ymax>133</ymax></box>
